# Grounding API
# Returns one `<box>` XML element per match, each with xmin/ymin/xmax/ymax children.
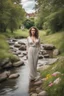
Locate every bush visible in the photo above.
<box><xmin>44</xmin><ymin>9</ymin><xmax>64</xmax><ymax>33</ymax></box>
<box><xmin>36</xmin><ymin>22</ymin><xmax>43</xmax><ymax>29</ymax></box>
<box><xmin>46</xmin><ymin>29</ymin><xmax>52</xmax><ymax>35</ymax></box>
<box><xmin>23</xmin><ymin>19</ymin><xmax>34</xmax><ymax>29</ymax></box>
<box><xmin>43</xmin><ymin>22</ymin><xmax>49</xmax><ymax>30</ymax></box>
<box><xmin>35</xmin><ymin>17</ymin><xmax>43</xmax><ymax>30</ymax></box>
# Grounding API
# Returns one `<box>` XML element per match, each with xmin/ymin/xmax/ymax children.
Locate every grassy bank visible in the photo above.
<box><xmin>39</xmin><ymin>31</ymin><xmax>64</xmax><ymax>55</ymax></box>
<box><xmin>39</xmin><ymin>57</ymin><xmax>64</xmax><ymax>96</ymax></box>
<box><xmin>39</xmin><ymin>30</ymin><xmax>64</xmax><ymax>96</ymax></box>
<box><xmin>0</xmin><ymin>34</ymin><xmax>15</xmax><ymax>59</ymax></box>
<box><xmin>0</xmin><ymin>29</ymin><xmax>29</xmax><ymax>59</ymax></box>
<box><xmin>0</xmin><ymin>29</ymin><xmax>64</xmax><ymax>59</ymax></box>
<box><xmin>4</xmin><ymin>29</ymin><xmax>29</xmax><ymax>38</ymax></box>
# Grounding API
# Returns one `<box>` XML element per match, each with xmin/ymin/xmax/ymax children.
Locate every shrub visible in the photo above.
<box><xmin>23</xmin><ymin>19</ymin><xmax>34</xmax><ymax>29</ymax></box>
<box><xmin>44</xmin><ymin>9</ymin><xmax>64</xmax><ymax>33</ymax></box>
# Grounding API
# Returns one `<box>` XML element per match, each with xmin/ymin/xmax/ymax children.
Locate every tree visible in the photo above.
<box><xmin>23</xmin><ymin>19</ymin><xmax>34</xmax><ymax>29</ymax></box>
<box><xmin>36</xmin><ymin>0</ymin><xmax>64</xmax><ymax>32</ymax></box>
<box><xmin>0</xmin><ymin>0</ymin><xmax>26</xmax><ymax>32</ymax></box>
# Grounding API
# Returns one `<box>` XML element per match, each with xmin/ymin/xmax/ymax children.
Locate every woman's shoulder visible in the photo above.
<box><xmin>27</xmin><ymin>36</ymin><xmax>32</xmax><ymax>43</ymax></box>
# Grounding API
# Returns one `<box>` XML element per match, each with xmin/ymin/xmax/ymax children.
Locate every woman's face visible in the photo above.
<box><xmin>31</xmin><ymin>28</ymin><xmax>35</xmax><ymax>36</ymax></box>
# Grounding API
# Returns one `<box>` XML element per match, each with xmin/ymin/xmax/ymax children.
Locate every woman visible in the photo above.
<box><xmin>26</xmin><ymin>26</ymin><xmax>40</xmax><ymax>81</ymax></box>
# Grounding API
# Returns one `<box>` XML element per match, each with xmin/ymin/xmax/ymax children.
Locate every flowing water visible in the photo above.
<box><xmin>0</xmin><ymin>38</ymin><xmax>57</xmax><ymax>96</ymax></box>
<box><xmin>0</xmin><ymin>38</ymin><xmax>30</xmax><ymax>96</ymax></box>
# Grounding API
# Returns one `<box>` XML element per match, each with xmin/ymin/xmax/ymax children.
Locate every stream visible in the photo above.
<box><xmin>0</xmin><ymin>38</ymin><xmax>58</xmax><ymax>96</ymax></box>
<box><xmin>0</xmin><ymin>39</ymin><xmax>30</xmax><ymax>96</ymax></box>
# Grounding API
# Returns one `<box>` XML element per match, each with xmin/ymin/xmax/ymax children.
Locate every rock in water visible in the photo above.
<box><xmin>13</xmin><ymin>60</ymin><xmax>24</xmax><ymax>67</ymax></box>
<box><xmin>9</xmin><ymin>73</ymin><xmax>20</xmax><ymax>79</ymax></box>
<box><xmin>38</xmin><ymin>91</ymin><xmax>48</xmax><ymax>96</ymax></box>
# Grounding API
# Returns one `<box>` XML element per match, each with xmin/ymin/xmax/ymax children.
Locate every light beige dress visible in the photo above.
<box><xmin>26</xmin><ymin>36</ymin><xmax>40</xmax><ymax>80</ymax></box>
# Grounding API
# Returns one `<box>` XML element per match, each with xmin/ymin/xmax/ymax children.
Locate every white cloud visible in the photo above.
<box><xmin>21</xmin><ymin>0</ymin><xmax>36</xmax><ymax>13</ymax></box>
<box><xmin>25</xmin><ymin>9</ymin><xmax>35</xmax><ymax>13</ymax></box>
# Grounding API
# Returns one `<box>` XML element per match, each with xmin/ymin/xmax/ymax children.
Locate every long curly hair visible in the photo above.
<box><xmin>29</xmin><ymin>26</ymin><xmax>39</xmax><ymax>38</ymax></box>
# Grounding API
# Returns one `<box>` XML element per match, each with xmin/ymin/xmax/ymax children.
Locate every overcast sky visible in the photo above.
<box><xmin>21</xmin><ymin>0</ymin><xmax>36</xmax><ymax>13</ymax></box>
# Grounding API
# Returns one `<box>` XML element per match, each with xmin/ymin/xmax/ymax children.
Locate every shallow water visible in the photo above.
<box><xmin>0</xmin><ymin>62</ymin><xmax>30</xmax><ymax>96</ymax></box>
<box><xmin>0</xmin><ymin>38</ymin><xmax>30</xmax><ymax>96</ymax></box>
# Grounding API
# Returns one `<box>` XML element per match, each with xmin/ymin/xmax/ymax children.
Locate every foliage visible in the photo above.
<box><xmin>23</xmin><ymin>19</ymin><xmax>34</xmax><ymax>29</ymax></box>
<box><xmin>0</xmin><ymin>0</ymin><xmax>26</xmax><ymax>32</ymax></box>
<box><xmin>36</xmin><ymin>0</ymin><xmax>64</xmax><ymax>32</ymax></box>
<box><xmin>40</xmin><ymin>57</ymin><xmax>64</xmax><ymax>96</ymax></box>
<box><xmin>39</xmin><ymin>30</ymin><xmax>64</xmax><ymax>55</ymax></box>
<box><xmin>35</xmin><ymin>17</ymin><xmax>43</xmax><ymax>29</ymax></box>
<box><xmin>44</xmin><ymin>9</ymin><xmax>64</xmax><ymax>33</ymax></box>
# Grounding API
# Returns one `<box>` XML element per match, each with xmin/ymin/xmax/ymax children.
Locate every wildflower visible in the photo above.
<box><xmin>52</xmin><ymin>72</ymin><xmax>61</xmax><ymax>77</ymax></box>
<box><xmin>48</xmin><ymin>82</ymin><xmax>53</xmax><ymax>87</ymax></box>
<box><xmin>46</xmin><ymin>74</ymin><xmax>52</xmax><ymax>79</ymax></box>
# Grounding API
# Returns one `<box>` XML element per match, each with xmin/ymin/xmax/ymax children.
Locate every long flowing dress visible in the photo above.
<box><xmin>26</xmin><ymin>36</ymin><xmax>40</xmax><ymax>80</ymax></box>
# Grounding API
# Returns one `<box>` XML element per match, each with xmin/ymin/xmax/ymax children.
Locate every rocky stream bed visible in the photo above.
<box><xmin>0</xmin><ymin>38</ymin><xmax>59</xmax><ymax>96</ymax></box>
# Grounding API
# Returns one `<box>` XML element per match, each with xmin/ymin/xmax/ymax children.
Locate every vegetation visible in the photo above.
<box><xmin>35</xmin><ymin>0</ymin><xmax>64</xmax><ymax>33</ymax></box>
<box><xmin>0</xmin><ymin>29</ymin><xmax>64</xmax><ymax>60</ymax></box>
<box><xmin>0</xmin><ymin>0</ymin><xmax>64</xmax><ymax>95</ymax></box>
<box><xmin>40</xmin><ymin>57</ymin><xmax>64</xmax><ymax>96</ymax></box>
<box><xmin>23</xmin><ymin>19</ymin><xmax>35</xmax><ymax>29</ymax></box>
<box><xmin>0</xmin><ymin>34</ymin><xmax>12</xmax><ymax>59</ymax></box>
<box><xmin>0</xmin><ymin>0</ymin><xmax>26</xmax><ymax>33</ymax></box>
<box><xmin>39</xmin><ymin>31</ymin><xmax>64</xmax><ymax>55</ymax></box>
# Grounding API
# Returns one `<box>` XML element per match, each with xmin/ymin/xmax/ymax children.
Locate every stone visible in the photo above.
<box><xmin>43</xmin><ymin>54</ymin><xmax>49</xmax><ymax>58</ymax></box>
<box><xmin>42</xmin><ymin>44</ymin><xmax>55</xmax><ymax>50</ymax></box>
<box><xmin>9</xmin><ymin>46</ymin><xmax>14</xmax><ymax>49</ymax></box>
<box><xmin>2</xmin><ymin>62</ymin><xmax>12</xmax><ymax>68</ymax></box>
<box><xmin>18</xmin><ymin>41</ymin><xmax>25</xmax><ymax>45</ymax></box>
<box><xmin>8</xmin><ymin>42</ymin><xmax>14</xmax><ymax>45</ymax></box>
<box><xmin>12</xmin><ymin>48</ymin><xmax>18</xmax><ymax>52</ymax></box>
<box><xmin>22</xmin><ymin>51</ymin><xmax>27</xmax><ymax>55</ymax></box>
<box><xmin>36</xmin><ymin>87</ymin><xmax>42</xmax><ymax>93</ymax></box>
<box><xmin>34</xmin><ymin>80</ymin><xmax>42</xmax><ymax>86</ymax></box>
<box><xmin>38</xmin><ymin>91</ymin><xmax>48</xmax><ymax>96</ymax></box>
<box><xmin>38</xmin><ymin>55</ymin><xmax>43</xmax><ymax>59</ymax></box>
<box><xmin>13</xmin><ymin>60</ymin><xmax>24</xmax><ymax>67</ymax></box>
<box><xmin>1</xmin><ymin>58</ymin><xmax>10</xmax><ymax>67</ymax></box>
<box><xmin>19</xmin><ymin>45</ymin><xmax>26</xmax><ymax>50</ymax></box>
<box><xmin>4</xmin><ymin>71</ymin><xmax>11</xmax><ymax>77</ymax></box>
<box><xmin>18</xmin><ymin>54</ymin><xmax>24</xmax><ymax>57</ymax></box>
<box><xmin>9</xmin><ymin>73</ymin><xmax>20</xmax><ymax>79</ymax></box>
<box><xmin>14</xmin><ymin>51</ymin><xmax>21</xmax><ymax>55</ymax></box>
<box><xmin>53</xmin><ymin>77</ymin><xmax>61</xmax><ymax>84</ymax></box>
<box><xmin>14</xmin><ymin>43</ymin><xmax>20</xmax><ymax>47</ymax></box>
<box><xmin>40</xmin><ymin>50</ymin><xmax>47</xmax><ymax>55</ymax></box>
<box><xmin>31</xmin><ymin>93</ymin><xmax>37</xmax><ymax>96</ymax></box>
<box><xmin>0</xmin><ymin>72</ymin><xmax>7</xmax><ymax>82</ymax></box>
<box><xmin>12</xmin><ymin>39</ymin><xmax>17</xmax><ymax>42</ymax></box>
<box><xmin>53</xmin><ymin>49</ymin><xmax>60</xmax><ymax>56</ymax></box>
<box><xmin>10</xmin><ymin>55</ymin><xmax>20</xmax><ymax>63</ymax></box>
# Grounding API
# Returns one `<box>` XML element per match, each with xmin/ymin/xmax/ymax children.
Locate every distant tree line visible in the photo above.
<box><xmin>0</xmin><ymin>0</ymin><xmax>26</xmax><ymax>33</ymax></box>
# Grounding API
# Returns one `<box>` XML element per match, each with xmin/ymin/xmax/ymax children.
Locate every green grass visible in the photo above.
<box><xmin>14</xmin><ymin>29</ymin><xmax>29</xmax><ymax>38</ymax></box>
<box><xmin>40</xmin><ymin>57</ymin><xmax>64</xmax><ymax>96</ymax></box>
<box><xmin>3</xmin><ymin>29</ymin><xmax>29</xmax><ymax>38</ymax></box>
<box><xmin>0</xmin><ymin>34</ymin><xmax>13</xmax><ymax>59</ymax></box>
<box><xmin>39</xmin><ymin>31</ymin><xmax>64</xmax><ymax>55</ymax></box>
